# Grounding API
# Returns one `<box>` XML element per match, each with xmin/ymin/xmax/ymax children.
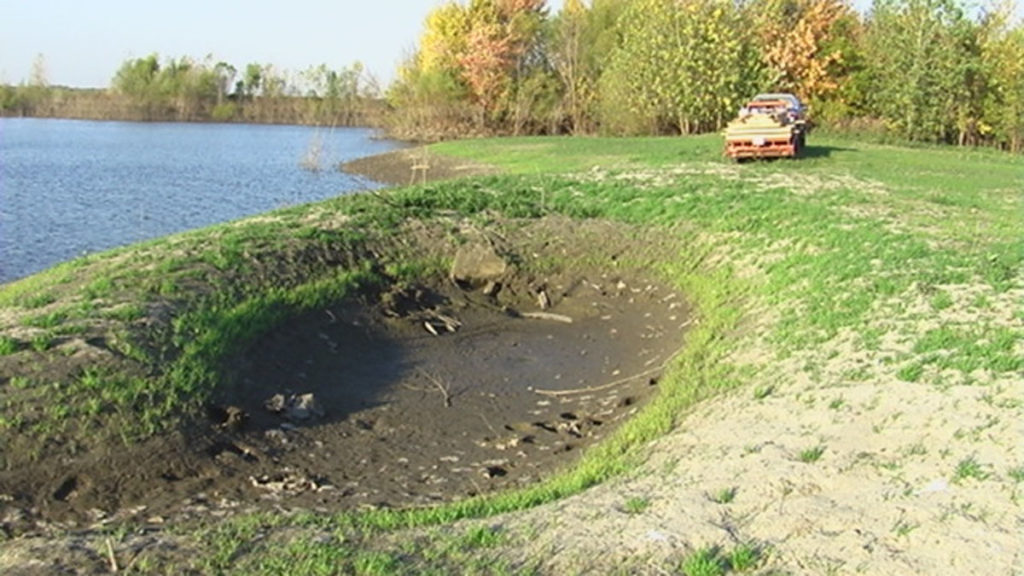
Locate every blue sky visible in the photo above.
<box><xmin>0</xmin><ymin>0</ymin><xmax>1010</xmax><ymax>89</ymax></box>
<box><xmin>1</xmin><ymin>0</ymin><xmax>462</xmax><ymax>88</ymax></box>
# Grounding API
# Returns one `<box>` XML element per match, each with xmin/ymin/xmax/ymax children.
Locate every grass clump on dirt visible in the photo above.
<box><xmin>677</xmin><ymin>542</ymin><xmax>764</xmax><ymax>575</ymax></box>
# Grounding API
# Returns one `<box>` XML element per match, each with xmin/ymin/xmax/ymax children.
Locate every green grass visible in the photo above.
<box><xmin>953</xmin><ymin>456</ymin><xmax>991</xmax><ymax>483</ymax></box>
<box><xmin>727</xmin><ymin>543</ymin><xmax>762</xmax><ymax>572</ymax></box>
<box><xmin>21</xmin><ymin>309</ymin><xmax>67</xmax><ymax>329</ymax></box>
<box><xmin>432</xmin><ymin>134</ymin><xmax>724</xmax><ymax>175</ymax></box>
<box><xmin>798</xmin><ymin>446</ymin><xmax>826</xmax><ymax>463</ymax></box>
<box><xmin>20</xmin><ymin>292</ymin><xmax>56</xmax><ymax>309</ymax></box>
<box><xmin>458</xmin><ymin>525</ymin><xmax>504</xmax><ymax>549</ymax></box>
<box><xmin>103</xmin><ymin>303</ymin><xmax>145</xmax><ymax>322</ymax></box>
<box><xmin>929</xmin><ymin>290</ymin><xmax>954</xmax><ymax>311</ymax></box>
<box><xmin>624</xmin><ymin>496</ymin><xmax>652</xmax><ymax>514</ymax></box>
<box><xmin>681</xmin><ymin>547</ymin><xmax>726</xmax><ymax>576</ymax></box>
<box><xmin>913</xmin><ymin>326</ymin><xmax>1023</xmax><ymax>374</ymax></box>
<box><xmin>29</xmin><ymin>333</ymin><xmax>53</xmax><ymax>352</ymax></box>
<box><xmin>897</xmin><ymin>363</ymin><xmax>925</xmax><ymax>383</ymax></box>
<box><xmin>82</xmin><ymin>276</ymin><xmax>114</xmax><ymax>300</ymax></box>
<box><xmin>0</xmin><ymin>336</ymin><xmax>18</xmax><ymax>356</ymax></box>
<box><xmin>1007</xmin><ymin>466</ymin><xmax>1024</xmax><ymax>483</ymax></box>
<box><xmin>678</xmin><ymin>543</ymin><xmax>764</xmax><ymax>575</ymax></box>
<box><xmin>708</xmin><ymin>487</ymin><xmax>738</xmax><ymax>504</ymax></box>
<box><xmin>892</xmin><ymin>519</ymin><xmax>918</xmax><ymax>538</ymax></box>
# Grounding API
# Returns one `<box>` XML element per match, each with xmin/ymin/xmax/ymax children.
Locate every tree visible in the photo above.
<box><xmin>864</xmin><ymin>0</ymin><xmax>978</xmax><ymax>143</ymax></box>
<box><xmin>155</xmin><ymin>56</ymin><xmax>217</xmax><ymax>119</ymax></box>
<box><xmin>458</xmin><ymin>0</ymin><xmax>548</xmax><ymax>127</ymax></box>
<box><xmin>260</xmin><ymin>64</ymin><xmax>286</xmax><ymax>98</ymax></box>
<box><xmin>749</xmin><ymin>0</ymin><xmax>852</xmax><ymax>103</ymax></box>
<box><xmin>600</xmin><ymin>0</ymin><xmax>762</xmax><ymax>134</ymax></box>
<box><xmin>978</xmin><ymin>1</ymin><xmax>1024</xmax><ymax>150</ymax></box>
<box><xmin>214</xmin><ymin>61</ymin><xmax>236</xmax><ymax>105</ymax></box>
<box><xmin>547</xmin><ymin>0</ymin><xmax>633</xmax><ymax>133</ymax></box>
<box><xmin>29</xmin><ymin>53</ymin><xmax>49</xmax><ymax>88</ymax></box>
<box><xmin>242</xmin><ymin>63</ymin><xmax>263</xmax><ymax>98</ymax></box>
<box><xmin>388</xmin><ymin>0</ymin><xmax>549</xmax><ymax>135</ymax></box>
<box><xmin>112</xmin><ymin>54</ymin><xmax>163</xmax><ymax>118</ymax></box>
<box><xmin>419</xmin><ymin>1</ymin><xmax>473</xmax><ymax>74</ymax></box>
<box><xmin>301</xmin><ymin>62</ymin><xmax>366</xmax><ymax>125</ymax></box>
<box><xmin>813</xmin><ymin>8</ymin><xmax>871</xmax><ymax>122</ymax></box>
<box><xmin>113</xmin><ymin>54</ymin><xmax>160</xmax><ymax>98</ymax></box>
<box><xmin>549</xmin><ymin>0</ymin><xmax>593</xmax><ymax>133</ymax></box>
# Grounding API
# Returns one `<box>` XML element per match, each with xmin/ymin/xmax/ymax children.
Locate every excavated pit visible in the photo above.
<box><xmin>206</xmin><ymin>272</ymin><xmax>690</xmax><ymax>511</ymax></box>
<box><xmin>0</xmin><ymin>218</ymin><xmax>692</xmax><ymax>532</ymax></box>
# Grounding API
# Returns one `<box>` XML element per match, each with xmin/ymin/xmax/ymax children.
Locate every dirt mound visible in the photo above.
<box><xmin>0</xmin><ymin>216</ymin><xmax>690</xmax><ymax>534</ymax></box>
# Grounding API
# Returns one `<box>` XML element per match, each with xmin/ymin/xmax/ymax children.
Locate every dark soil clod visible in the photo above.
<box><xmin>52</xmin><ymin>476</ymin><xmax>79</xmax><ymax>502</ymax></box>
<box><xmin>483</xmin><ymin>466</ymin><xmax>508</xmax><ymax>479</ymax></box>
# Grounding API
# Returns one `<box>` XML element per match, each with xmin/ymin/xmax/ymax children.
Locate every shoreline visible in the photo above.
<box><xmin>341</xmin><ymin>147</ymin><xmax>499</xmax><ymax>187</ymax></box>
<box><xmin>0</xmin><ymin>113</ymin><xmax>382</xmax><ymax>131</ymax></box>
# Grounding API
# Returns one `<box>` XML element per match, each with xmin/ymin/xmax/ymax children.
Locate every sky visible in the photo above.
<box><xmin>0</xmin><ymin>0</ymin><xmax>482</xmax><ymax>88</ymax></box>
<box><xmin>0</xmin><ymin>0</ymin><xmax>1015</xmax><ymax>90</ymax></box>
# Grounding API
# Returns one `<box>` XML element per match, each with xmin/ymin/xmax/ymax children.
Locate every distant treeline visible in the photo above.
<box><xmin>0</xmin><ymin>56</ymin><xmax>385</xmax><ymax>127</ymax></box>
<box><xmin>387</xmin><ymin>0</ymin><xmax>1024</xmax><ymax>151</ymax></box>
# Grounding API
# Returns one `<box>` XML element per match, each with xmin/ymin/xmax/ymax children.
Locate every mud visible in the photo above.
<box><xmin>208</xmin><ymin>275</ymin><xmax>688</xmax><ymax>510</ymax></box>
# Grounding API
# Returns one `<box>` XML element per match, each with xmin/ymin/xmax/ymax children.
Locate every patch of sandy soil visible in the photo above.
<box><xmin>486</xmin><ymin>373</ymin><xmax>1022</xmax><ymax>575</ymax></box>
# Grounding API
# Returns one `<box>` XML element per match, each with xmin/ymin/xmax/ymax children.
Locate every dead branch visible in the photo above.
<box><xmin>418</xmin><ymin>369</ymin><xmax>452</xmax><ymax>407</ymax></box>
<box><xmin>106</xmin><ymin>538</ymin><xmax>119</xmax><ymax>573</ymax></box>
<box><xmin>520</xmin><ymin>311</ymin><xmax>573</xmax><ymax>323</ymax></box>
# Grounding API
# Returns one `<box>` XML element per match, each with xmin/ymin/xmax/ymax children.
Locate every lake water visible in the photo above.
<box><xmin>0</xmin><ymin>118</ymin><xmax>401</xmax><ymax>284</ymax></box>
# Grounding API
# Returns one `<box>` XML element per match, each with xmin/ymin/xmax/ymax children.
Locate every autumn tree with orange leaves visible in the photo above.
<box><xmin>388</xmin><ymin>0</ymin><xmax>549</xmax><ymax>136</ymax></box>
<box><xmin>749</xmin><ymin>0</ymin><xmax>853</xmax><ymax>103</ymax></box>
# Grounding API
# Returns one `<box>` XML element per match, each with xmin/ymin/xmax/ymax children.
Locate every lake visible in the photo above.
<box><xmin>0</xmin><ymin>118</ymin><xmax>401</xmax><ymax>284</ymax></box>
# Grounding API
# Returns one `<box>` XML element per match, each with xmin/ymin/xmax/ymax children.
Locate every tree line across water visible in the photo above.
<box><xmin>3</xmin><ymin>0</ymin><xmax>1023</xmax><ymax>152</ymax></box>
<box><xmin>0</xmin><ymin>55</ymin><xmax>380</xmax><ymax>127</ymax></box>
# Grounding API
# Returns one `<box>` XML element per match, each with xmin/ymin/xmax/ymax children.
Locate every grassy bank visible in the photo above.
<box><xmin>1</xmin><ymin>133</ymin><xmax>1021</xmax><ymax>573</ymax></box>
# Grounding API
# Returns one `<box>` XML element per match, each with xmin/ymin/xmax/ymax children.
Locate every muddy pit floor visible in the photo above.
<box><xmin>206</xmin><ymin>275</ymin><xmax>690</xmax><ymax>512</ymax></box>
<box><xmin>4</xmin><ymin>270</ymin><xmax>689</xmax><ymax>532</ymax></box>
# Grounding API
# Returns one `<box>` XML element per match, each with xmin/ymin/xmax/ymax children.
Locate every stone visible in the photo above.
<box><xmin>450</xmin><ymin>242</ymin><xmax>507</xmax><ymax>286</ymax></box>
<box><xmin>537</xmin><ymin>289</ymin><xmax>551</xmax><ymax>310</ymax></box>
<box><xmin>264</xmin><ymin>394</ymin><xmax>286</xmax><ymax>413</ymax></box>
<box><xmin>287</xmin><ymin>393</ymin><xmax>323</xmax><ymax>421</ymax></box>
<box><xmin>482</xmin><ymin>280</ymin><xmax>501</xmax><ymax>296</ymax></box>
